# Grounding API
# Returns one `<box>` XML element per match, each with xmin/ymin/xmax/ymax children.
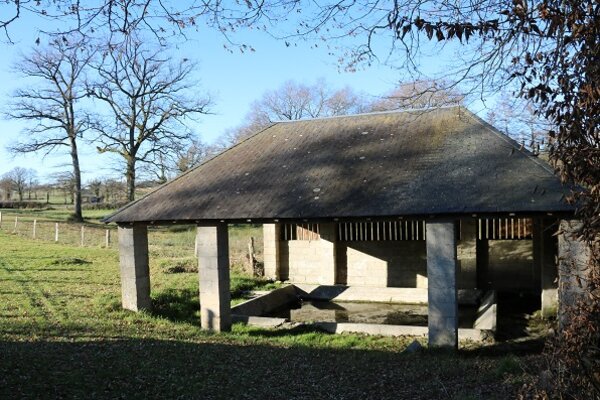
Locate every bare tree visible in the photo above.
<box><xmin>252</xmin><ymin>79</ymin><xmax>365</xmax><ymax>122</ymax></box>
<box><xmin>174</xmin><ymin>137</ymin><xmax>214</xmax><ymax>174</ymax></box>
<box><xmin>226</xmin><ymin>79</ymin><xmax>366</xmax><ymax>144</ymax></box>
<box><xmin>0</xmin><ymin>1</ymin><xmax>297</xmax><ymax>51</ymax></box>
<box><xmin>100</xmin><ymin>178</ymin><xmax>127</xmax><ymax>204</ymax></box>
<box><xmin>0</xmin><ymin>177</ymin><xmax>12</xmax><ymax>201</ymax></box>
<box><xmin>486</xmin><ymin>95</ymin><xmax>553</xmax><ymax>154</ymax></box>
<box><xmin>88</xmin><ymin>179</ymin><xmax>103</xmax><ymax>198</ymax></box>
<box><xmin>52</xmin><ymin>171</ymin><xmax>76</xmax><ymax>205</ymax></box>
<box><xmin>369</xmin><ymin>80</ymin><xmax>464</xmax><ymax>112</ymax></box>
<box><xmin>7</xmin><ymin>36</ymin><xmax>93</xmax><ymax>221</ymax></box>
<box><xmin>26</xmin><ymin>169</ymin><xmax>38</xmax><ymax>200</ymax></box>
<box><xmin>3</xmin><ymin>167</ymin><xmax>30</xmax><ymax>202</ymax></box>
<box><xmin>36</xmin><ymin>182</ymin><xmax>53</xmax><ymax>204</ymax></box>
<box><xmin>0</xmin><ymin>2</ymin><xmax>192</xmax><ymax>42</ymax></box>
<box><xmin>88</xmin><ymin>39</ymin><xmax>211</xmax><ymax>201</ymax></box>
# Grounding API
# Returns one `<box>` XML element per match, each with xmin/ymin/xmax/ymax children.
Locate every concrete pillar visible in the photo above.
<box><xmin>533</xmin><ymin>218</ymin><xmax>559</xmax><ymax>318</ymax></box>
<box><xmin>197</xmin><ymin>224</ymin><xmax>231</xmax><ymax>332</ymax></box>
<box><xmin>263</xmin><ymin>223</ymin><xmax>281</xmax><ymax>280</ymax></box>
<box><xmin>426</xmin><ymin>221</ymin><xmax>458</xmax><ymax>349</ymax></box>
<box><xmin>318</xmin><ymin>222</ymin><xmax>337</xmax><ymax>285</ymax></box>
<box><xmin>118</xmin><ymin>225</ymin><xmax>151</xmax><ymax>311</ymax></box>
<box><xmin>558</xmin><ymin>219</ymin><xmax>591</xmax><ymax>328</ymax></box>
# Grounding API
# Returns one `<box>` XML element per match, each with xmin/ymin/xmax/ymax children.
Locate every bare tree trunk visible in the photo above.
<box><xmin>69</xmin><ymin>136</ymin><xmax>83</xmax><ymax>222</ymax></box>
<box><xmin>247</xmin><ymin>237</ymin><xmax>263</xmax><ymax>276</ymax></box>
<box><xmin>126</xmin><ymin>158</ymin><xmax>136</xmax><ymax>202</ymax></box>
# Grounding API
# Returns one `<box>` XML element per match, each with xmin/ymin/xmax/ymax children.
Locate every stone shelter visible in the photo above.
<box><xmin>104</xmin><ymin>106</ymin><xmax>580</xmax><ymax>349</ymax></box>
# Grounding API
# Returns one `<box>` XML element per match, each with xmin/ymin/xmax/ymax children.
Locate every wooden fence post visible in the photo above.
<box><xmin>13</xmin><ymin>216</ymin><xmax>18</xmax><ymax>233</ymax></box>
<box><xmin>105</xmin><ymin>229</ymin><xmax>111</xmax><ymax>248</ymax></box>
<box><xmin>54</xmin><ymin>223</ymin><xmax>59</xmax><ymax>242</ymax></box>
<box><xmin>33</xmin><ymin>219</ymin><xmax>37</xmax><ymax>239</ymax></box>
<box><xmin>80</xmin><ymin>226</ymin><xmax>85</xmax><ymax>246</ymax></box>
<box><xmin>0</xmin><ymin>211</ymin><xmax>3</xmax><ymax>229</ymax></box>
<box><xmin>247</xmin><ymin>237</ymin><xmax>261</xmax><ymax>276</ymax></box>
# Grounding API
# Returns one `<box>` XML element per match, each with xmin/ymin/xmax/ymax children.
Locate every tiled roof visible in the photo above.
<box><xmin>105</xmin><ymin>106</ymin><xmax>574</xmax><ymax>223</ymax></box>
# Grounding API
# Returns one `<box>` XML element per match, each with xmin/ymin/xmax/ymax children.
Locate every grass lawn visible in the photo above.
<box><xmin>0</xmin><ymin>232</ymin><xmax>542</xmax><ymax>399</ymax></box>
<box><xmin>0</xmin><ymin>206</ymin><xmax>114</xmax><ymax>224</ymax></box>
<box><xmin>1</xmin><ymin>207</ymin><xmax>264</xmax><ymax>270</ymax></box>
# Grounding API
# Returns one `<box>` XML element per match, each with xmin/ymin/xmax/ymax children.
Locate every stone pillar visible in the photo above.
<box><xmin>263</xmin><ymin>223</ymin><xmax>281</xmax><ymax>280</ymax></box>
<box><xmin>534</xmin><ymin>218</ymin><xmax>559</xmax><ymax>318</ymax></box>
<box><xmin>426</xmin><ymin>221</ymin><xmax>458</xmax><ymax>349</ymax></box>
<box><xmin>197</xmin><ymin>224</ymin><xmax>231</xmax><ymax>332</ymax></box>
<box><xmin>118</xmin><ymin>225</ymin><xmax>151</xmax><ymax>311</ymax></box>
<box><xmin>318</xmin><ymin>222</ymin><xmax>337</xmax><ymax>285</ymax></box>
<box><xmin>558</xmin><ymin>219</ymin><xmax>591</xmax><ymax>328</ymax></box>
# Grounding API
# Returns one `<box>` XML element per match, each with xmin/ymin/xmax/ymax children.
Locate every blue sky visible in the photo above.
<box><xmin>0</xmin><ymin>10</ymin><xmax>489</xmax><ymax>184</ymax></box>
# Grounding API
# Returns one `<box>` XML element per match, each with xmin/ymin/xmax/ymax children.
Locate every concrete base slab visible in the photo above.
<box><xmin>316</xmin><ymin>322</ymin><xmax>428</xmax><ymax>337</ymax></box>
<box><xmin>312</xmin><ymin>322</ymin><xmax>489</xmax><ymax>342</ymax></box>
<box><xmin>232</xmin><ymin>315</ymin><xmax>288</xmax><ymax>328</ymax></box>
<box><xmin>231</xmin><ymin>284</ymin><xmax>493</xmax><ymax>343</ymax></box>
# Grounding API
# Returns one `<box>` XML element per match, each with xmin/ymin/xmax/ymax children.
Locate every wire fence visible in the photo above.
<box><xmin>0</xmin><ymin>212</ymin><xmax>264</xmax><ymax>271</ymax></box>
<box><xmin>0</xmin><ymin>211</ymin><xmax>116</xmax><ymax>249</ymax></box>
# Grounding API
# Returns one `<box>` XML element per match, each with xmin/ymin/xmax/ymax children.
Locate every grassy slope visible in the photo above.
<box><xmin>0</xmin><ymin>232</ymin><xmax>537</xmax><ymax>399</ymax></box>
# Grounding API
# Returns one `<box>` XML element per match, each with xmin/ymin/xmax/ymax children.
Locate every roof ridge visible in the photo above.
<box><xmin>274</xmin><ymin>104</ymin><xmax>461</xmax><ymax>124</ymax></box>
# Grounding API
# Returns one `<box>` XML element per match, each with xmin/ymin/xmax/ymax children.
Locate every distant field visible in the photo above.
<box><xmin>0</xmin><ymin>232</ymin><xmax>540</xmax><ymax>399</ymax></box>
<box><xmin>0</xmin><ymin>207</ymin><xmax>112</xmax><ymax>223</ymax></box>
<box><xmin>0</xmin><ymin>207</ymin><xmax>263</xmax><ymax>273</ymax></box>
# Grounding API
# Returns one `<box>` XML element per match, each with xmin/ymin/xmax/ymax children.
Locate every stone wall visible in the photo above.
<box><xmin>458</xmin><ymin>220</ymin><xmax>478</xmax><ymax>289</ymax></box>
<box><xmin>487</xmin><ymin>240</ymin><xmax>535</xmax><ymax>290</ymax></box>
<box><xmin>341</xmin><ymin>241</ymin><xmax>427</xmax><ymax>287</ymax></box>
<box><xmin>279</xmin><ymin>222</ymin><xmax>535</xmax><ymax>291</ymax></box>
<box><xmin>280</xmin><ymin>223</ymin><xmax>335</xmax><ymax>285</ymax></box>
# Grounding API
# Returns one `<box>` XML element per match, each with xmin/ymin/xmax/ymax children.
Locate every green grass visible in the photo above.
<box><xmin>1</xmin><ymin>208</ymin><xmax>263</xmax><ymax>269</ymax></box>
<box><xmin>0</xmin><ymin>207</ymin><xmax>113</xmax><ymax>224</ymax></box>
<box><xmin>0</xmin><ymin>232</ymin><xmax>540</xmax><ymax>399</ymax></box>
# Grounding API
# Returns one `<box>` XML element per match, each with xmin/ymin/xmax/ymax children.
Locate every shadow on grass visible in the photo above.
<box><xmin>0</xmin><ymin>337</ymin><xmax>531</xmax><ymax>400</ymax></box>
<box><xmin>151</xmin><ymin>288</ymin><xmax>199</xmax><ymax>324</ymax></box>
<box><xmin>461</xmin><ymin>337</ymin><xmax>546</xmax><ymax>357</ymax></box>
<box><xmin>150</xmin><ymin>276</ymin><xmax>279</xmax><ymax>325</ymax></box>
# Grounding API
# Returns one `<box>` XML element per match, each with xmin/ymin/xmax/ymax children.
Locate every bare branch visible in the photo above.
<box><xmin>5</xmin><ymin>34</ymin><xmax>93</xmax><ymax>221</ymax></box>
<box><xmin>88</xmin><ymin>38</ymin><xmax>211</xmax><ymax>200</ymax></box>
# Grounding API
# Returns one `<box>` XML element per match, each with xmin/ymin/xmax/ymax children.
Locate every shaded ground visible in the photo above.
<box><xmin>0</xmin><ymin>232</ymin><xmax>546</xmax><ymax>399</ymax></box>
<box><xmin>496</xmin><ymin>291</ymin><xmax>549</xmax><ymax>346</ymax></box>
<box><xmin>0</xmin><ymin>338</ymin><xmax>542</xmax><ymax>400</ymax></box>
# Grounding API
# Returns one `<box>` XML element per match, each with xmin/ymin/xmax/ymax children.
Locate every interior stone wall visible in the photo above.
<box><xmin>279</xmin><ymin>223</ymin><xmax>535</xmax><ymax>290</ymax></box>
<box><xmin>487</xmin><ymin>240</ymin><xmax>535</xmax><ymax>290</ymax></box>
